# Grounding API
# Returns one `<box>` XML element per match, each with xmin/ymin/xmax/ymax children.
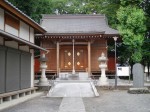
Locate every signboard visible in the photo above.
<box><xmin>145</xmin><ymin>66</ymin><xmax>150</xmax><ymax>73</ymax></box>
<box><xmin>117</xmin><ymin>66</ymin><xmax>130</xmax><ymax>76</ymax></box>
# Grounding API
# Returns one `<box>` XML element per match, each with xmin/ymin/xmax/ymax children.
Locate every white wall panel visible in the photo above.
<box><xmin>0</xmin><ymin>8</ymin><xmax>4</xmax><ymax>30</ymax></box>
<box><xmin>5</xmin><ymin>24</ymin><xmax>19</xmax><ymax>36</ymax></box>
<box><xmin>30</xmin><ymin>27</ymin><xmax>34</xmax><ymax>43</ymax></box>
<box><xmin>0</xmin><ymin>37</ymin><xmax>3</xmax><ymax>45</ymax></box>
<box><xmin>5</xmin><ymin>41</ymin><xmax>18</xmax><ymax>49</ymax></box>
<box><xmin>20</xmin><ymin>21</ymin><xmax>29</xmax><ymax>41</ymax></box>
<box><xmin>19</xmin><ymin>46</ymin><xmax>29</xmax><ymax>52</ymax></box>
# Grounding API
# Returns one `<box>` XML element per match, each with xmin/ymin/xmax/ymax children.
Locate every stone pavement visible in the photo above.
<box><xmin>47</xmin><ymin>82</ymin><xmax>95</xmax><ymax>97</ymax></box>
<box><xmin>58</xmin><ymin>98</ymin><xmax>86</xmax><ymax>112</ymax></box>
<box><xmin>1</xmin><ymin>89</ymin><xmax>150</xmax><ymax>112</ymax></box>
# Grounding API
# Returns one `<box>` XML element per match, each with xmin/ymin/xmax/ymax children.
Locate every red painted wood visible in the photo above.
<box><xmin>34</xmin><ymin>58</ymin><xmax>40</xmax><ymax>73</ymax></box>
<box><xmin>107</xmin><ymin>57</ymin><xmax>115</xmax><ymax>72</ymax></box>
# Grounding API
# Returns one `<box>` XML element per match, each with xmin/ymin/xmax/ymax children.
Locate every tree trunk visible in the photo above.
<box><xmin>130</xmin><ymin>61</ymin><xmax>134</xmax><ymax>79</ymax></box>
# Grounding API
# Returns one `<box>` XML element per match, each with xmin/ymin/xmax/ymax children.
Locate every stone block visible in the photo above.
<box><xmin>12</xmin><ymin>94</ymin><xmax>19</xmax><ymax>99</ymax></box>
<box><xmin>132</xmin><ymin>63</ymin><xmax>144</xmax><ymax>88</ymax></box>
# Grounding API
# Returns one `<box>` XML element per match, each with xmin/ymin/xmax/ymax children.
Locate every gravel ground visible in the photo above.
<box><xmin>83</xmin><ymin>89</ymin><xmax>150</xmax><ymax>112</ymax></box>
<box><xmin>0</xmin><ymin>97</ymin><xmax>62</xmax><ymax>112</ymax></box>
<box><xmin>1</xmin><ymin>90</ymin><xmax>150</xmax><ymax>112</ymax></box>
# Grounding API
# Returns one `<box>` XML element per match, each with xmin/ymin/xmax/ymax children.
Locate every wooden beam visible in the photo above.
<box><xmin>56</xmin><ymin>41</ymin><xmax>60</xmax><ymax>76</ymax></box>
<box><xmin>60</xmin><ymin>42</ymin><xmax>88</xmax><ymax>45</ymax></box>
<box><xmin>18</xmin><ymin>43</ymin><xmax>26</xmax><ymax>46</ymax></box>
<box><xmin>4</xmin><ymin>38</ymin><xmax>13</xmax><ymax>41</ymax></box>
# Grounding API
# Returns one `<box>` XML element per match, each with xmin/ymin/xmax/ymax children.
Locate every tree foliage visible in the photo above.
<box><xmin>8</xmin><ymin>0</ymin><xmax>120</xmax><ymax>28</ymax></box>
<box><xmin>141</xmin><ymin>0</ymin><xmax>150</xmax><ymax>76</ymax></box>
<box><xmin>8</xmin><ymin>0</ymin><xmax>53</xmax><ymax>23</ymax></box>
<box><xmin>117</xmin><ymin>0</ymin><xmax>146</xmax><ymax>63</ymax></box>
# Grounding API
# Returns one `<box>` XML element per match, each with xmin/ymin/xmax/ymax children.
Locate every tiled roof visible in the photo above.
<box><xmin>41</xmin><ymin>14</ymin><xmax>119</xmax><ymax>34</ymax></box>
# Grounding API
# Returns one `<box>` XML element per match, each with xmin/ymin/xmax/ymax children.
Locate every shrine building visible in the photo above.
<box><xmin>35</xmin><ymin>14</ymin><xmax>119</xmax><ymax>77</ymax></box>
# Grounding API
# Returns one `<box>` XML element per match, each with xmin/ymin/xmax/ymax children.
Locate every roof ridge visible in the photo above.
<box><xmin>42</xmin><ymin>14</ymin><xmax>105</xmax><ymax>19</ymax></box>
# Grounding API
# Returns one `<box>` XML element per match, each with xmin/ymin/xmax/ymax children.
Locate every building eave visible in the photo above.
<box><xmin>0</xmin><ymin>29</ymin><xmax>48</xmax><ymax>52</ymax></box>
<box><xmin>35</xmin><ymin>32</ymin><xmax>120</xmax><ymax>40</ymax></box>
<box><xmin>44</xmin><ymin>31</ymin><xmax>105</xmax><ymax>35</ymax></box>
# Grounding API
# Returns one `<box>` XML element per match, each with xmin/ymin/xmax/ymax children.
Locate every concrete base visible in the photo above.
<box><xmin>128</xmin><ymin>87</ymin><xmax>150</xmax><ymax>94</ymax></box>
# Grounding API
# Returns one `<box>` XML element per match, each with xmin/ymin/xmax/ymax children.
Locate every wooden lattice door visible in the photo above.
<box><xmin>60</xmin><ymin>46</ymin><xmax>87</xmax><ymax>71</ymax></box>
<box><xmin>74</xmin><ymin>49</ymin><xmax>87</xmax><ymax>71</ymax></box>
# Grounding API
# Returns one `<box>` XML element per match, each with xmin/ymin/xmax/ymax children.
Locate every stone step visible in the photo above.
<box><xmin>58</xmin><ymin>72</ymin><xmax>89</xmax><ymax>81</ymax></box>
<box><xmin>47</xmin><ymin>81</ymin><xmax>99</xmax><ymax>97</ymax></box>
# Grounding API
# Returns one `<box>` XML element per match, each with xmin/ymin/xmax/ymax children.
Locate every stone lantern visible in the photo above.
<box><xmin>38</xmin><ymin>54</ymin><xmax>49</xmax><ymax>86</ymax></box>
<box><xmin>98</xmin><ymin>52</ymin><xmax>109</xmax><ymax>85</ymax></box>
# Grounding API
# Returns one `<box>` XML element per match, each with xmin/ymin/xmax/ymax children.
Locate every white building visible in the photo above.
<box><xmin>0</xmin><ymin>0</ymin><xmax>47</xmax><ymax>94</ymax></box>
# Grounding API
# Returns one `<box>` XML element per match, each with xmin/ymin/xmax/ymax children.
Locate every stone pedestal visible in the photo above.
<box><xmin>38</xmin><ymin>86</ymin><xmax>51</xmax><ymax>91</ymax></box>
<box><xmin>99</xmin><ymin>67</ymin><xmax>109</xmax><ymax>85</ymax></box>
<box><xmin>72</xmin><ymin>69</ymin><xmax>76</xmax><ymax>75</ymax></box>
<box><xmin>98</xmin><ymin>53</ymin><xmax>109</xmax><ymax>86</ymax></box>
<box><xmin>38</xmin><ymin>54</ymin><xmax>49</xmax><ymax>86</ymax></box>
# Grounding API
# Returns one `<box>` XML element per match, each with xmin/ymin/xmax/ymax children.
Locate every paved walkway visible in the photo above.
<box><xmin>1</xmin><ymin>89</ymin><xmax>150</xmax><ymax>112</ymax></box>
<box><xmin>58</xmin><ymin>98</ymin><xmax>86</xmax><ymax>112</ymax></box>
<box><xmin>47</xmin><ymin>82</ymin><xmax>95</xmax><ymax>97</ymax></box>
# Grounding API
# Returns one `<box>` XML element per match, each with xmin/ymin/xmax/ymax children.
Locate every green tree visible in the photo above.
<box><xmin>117</xmin><ymin>0</ymin><xmax>146</xmax><ymax>63</ymax></box>
<box><xmin>8</xmin><ymin>0</ymin><xmax>120</xmax><ymax>28</ymax></box>
<box><xmin>8</xmin><ymin>0</ymin><xmax>53</xmax><ymax>23</ymax></box>
<box><xmin>31</xmin><ymin>0</ymin><xmax>53</xmax><ymax>23</ymax></box>
<box><xmin>141</xmin><ymin>0</ymin><xmax>150</xmax><ymax>77</ymax></box>
<box><xmin>100</xmin><ymin>0</ymin><xmax>120</xmax><ymax>28</ymax></box>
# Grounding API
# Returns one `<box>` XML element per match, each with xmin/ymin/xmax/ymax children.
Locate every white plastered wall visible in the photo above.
<box><xmin>19</xmin><ymin>46</ymin><xmax>29</xmax><ymax>52</ymax></box>
<box><xmin>5</xmin><ymin>24</ymin><xmax>19</xmax><ymax>36</ymax></box>
<box><xmin>30</xmin><ymin>27</ymin><xmax>34</xmax><ymax>43</ymax></box>
<box><xmin>20</xmin><ymin>21</ymin><xmax>29</xmax><ymax>41</ymax></box>
<box><xmin>30</xmin><ymin>49</ymin><xmax>34</xmax><ymax>87</ymax></box>
<box><xmin>5</xmin><ymin>41</ymin><xmax>18</xmax><ymax>49</ymax></box>
<box><xmin>0</xmin><ymin>8</ymin><xmax>4</xmax><ymax>30</ymax></box>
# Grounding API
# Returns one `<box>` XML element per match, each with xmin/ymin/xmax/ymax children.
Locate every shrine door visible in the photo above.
<box><xmin>60</xmin><ymin>46</ymin><xmax>88</xmax><ymax>72</ymax></box>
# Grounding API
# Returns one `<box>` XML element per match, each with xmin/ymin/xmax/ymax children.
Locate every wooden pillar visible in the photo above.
<box><xmin>88</xmin><ymin>41</ymin><xmax>91</xmax><ymax>76</ymax></box>
<box><xmin>72</xmin><ymin>39</ymin><xmax>75</xmax><ymax>74</ymax></box>
<box><xmin>56</xmin><ymin>41</ymin><xmax>59</xmax><ymax>76</ymax></box>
